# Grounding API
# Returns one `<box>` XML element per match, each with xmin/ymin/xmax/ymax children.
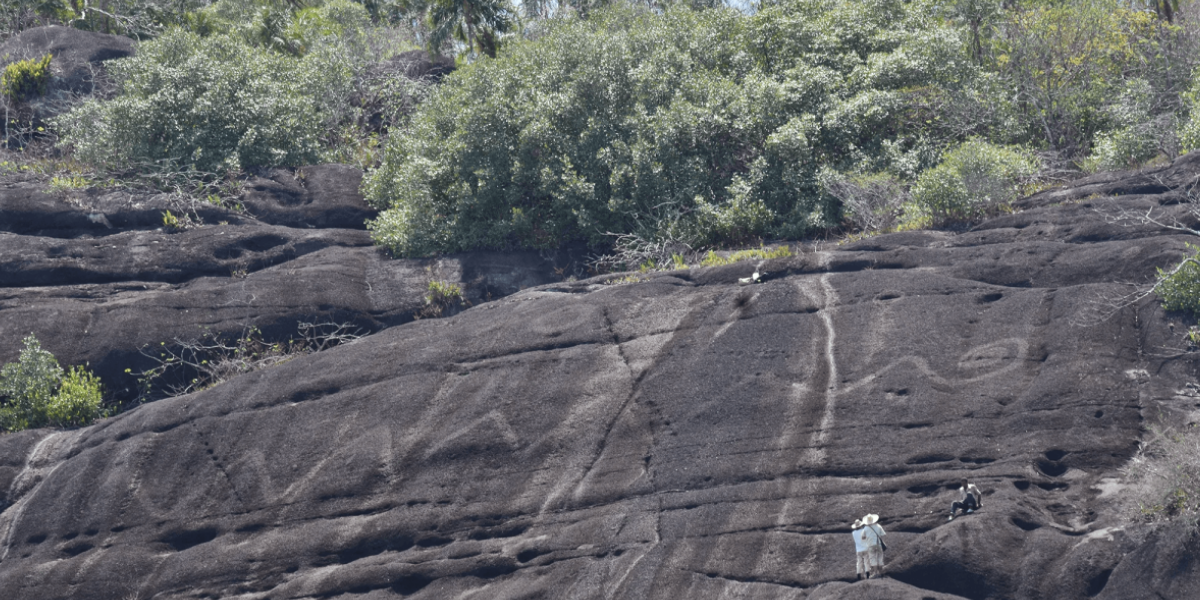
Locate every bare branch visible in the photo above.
<box><xmin>130</xmin><ymin>322</ymin><xmax>365</xmax><ymax>402</ymax></box>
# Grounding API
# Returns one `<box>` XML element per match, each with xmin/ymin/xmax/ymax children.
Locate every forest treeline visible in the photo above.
<box><xmin>4</xmin><ymin>0</ymin><xmax>1200</xmax><ymax>261</ymax></box>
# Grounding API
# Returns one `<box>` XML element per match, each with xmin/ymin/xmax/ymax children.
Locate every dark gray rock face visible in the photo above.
<box><xmin>0</xmin><ymin>166</ymin><xmax>566</xmax><ymax>401</ymax></box>
<box><xmin>3</xmin><ymin>157</ymin><xmax>1200</xmax><ymax>599</ymax></box>
<box><xmin>239</xmin><ymin>165</ymin><xmax>378</xmax><ymax>230</ymax></box>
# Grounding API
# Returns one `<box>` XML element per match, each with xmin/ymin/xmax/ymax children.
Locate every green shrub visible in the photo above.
<box><xmin>48</xmin><ymin>366</ymin><xmax>105</xmax><ymax>427</ymax></box>
<box><xmin>1</xmin><ymin>53</ymin><xmax>52</xmax><ymax>101</ymax></box>
<box><xmin>1156</xmin><ymin>243</ymin><xmax>1200</xmax><ymax>316</ymax></box>
<box><xmin>1176</xmin><ymin>70</ymin><xmax>1200</xmax><ymax>155</ymax></box>
<box><xmin>1088</xmin><ymin>124</ymin><xmax>1163</xmax><ymax>172</ymax></box>
<box><xmin>419</xmin><ymin>279</ymin><xmax>465</xmax><ymax>318</ymax></box>
<box><xmin>0</xmin><ymin>335</ymin><xmax>103</xmax><ymax>432</ymax></box>
<box><xmin>909</xmin><ymin>139</ymin><xmax>1035</xmax><ymax>225</ymax></box>
<box><xmin>1086</xmin><ymin>79</ymin><xmax>1174</xmax><ymax>171</ymax></box>
<box><xmin>699</xmin><ymin>245</ymin><xmax>793</xmax><ymax>267</ymax></box>
<box><xmin>364</xmin><ymin>2</ymin><xmax>976</xmax><ymax>256</ymax></box>
<box><xmin>54</xmin><ymin>28</ymin><xmax>354</xmax><ymax>172</ymax></box>
<box><xmin>987</xmin><ymin>1</ymin><xmax>1172</xmax><ymax>157</ymax></box>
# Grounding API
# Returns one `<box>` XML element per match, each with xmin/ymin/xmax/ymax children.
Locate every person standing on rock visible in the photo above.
<box><xmin>860</xmin><ymin>514</ymin><xmax>886</xmax><ymax>577</ymax></box>
<box><xmin>851</xmin><ymin>518</ymin><xmax>871</xmax><ymax>580</ymax></box>
<box><xmin>948</xmin><ymin>479</ymin><xmax>983</xmax><ymax>520</ymax></box>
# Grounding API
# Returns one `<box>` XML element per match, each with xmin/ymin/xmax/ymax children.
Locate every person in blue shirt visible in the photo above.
<box><xmin>860</xmin><ymin>513</ymin><xmax>886</xmax><ymax>576</ymax></box>
<box><xmin>851</xmin><ymin>518</ymin><xmax>870</xmax><ymax>579</ymax></box>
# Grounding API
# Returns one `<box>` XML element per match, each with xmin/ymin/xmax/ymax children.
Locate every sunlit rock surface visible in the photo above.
<box><xmin>5</xmin><ymin>157</ymin><xmax>1200</xmax><ymax>598</ymax></box>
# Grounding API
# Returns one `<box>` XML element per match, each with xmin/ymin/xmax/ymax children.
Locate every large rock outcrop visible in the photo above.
<box><xmin>4</xmin><ymin>156</ymin><xmax>1200</xmax><ymax>598</ymax></box>
<box><xmin>0</xmin><ymin>165</ymin><xmax>569</xmax><ymax>401</ymax></box>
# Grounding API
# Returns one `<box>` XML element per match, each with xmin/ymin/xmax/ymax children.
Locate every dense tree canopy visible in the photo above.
<box><xmin>364</xmin><ymin>0</ymin><xmax>983</xmax><ymax>255</ymax></box>
<box><xmin>5</xmin><ymin>0</ymin><xmax>1200</xmax><ymax>256</ymax></box>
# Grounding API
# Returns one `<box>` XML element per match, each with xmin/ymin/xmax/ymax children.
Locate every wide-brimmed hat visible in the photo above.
<box><xmin>852</xmin><ymin>519</ymin><xmax>863</xmax><ymax>529</ymax></box>
<box><xmin>862</xmin><ymin>514</ymin><xmax>879</xmax><ymax>525</ymax></box>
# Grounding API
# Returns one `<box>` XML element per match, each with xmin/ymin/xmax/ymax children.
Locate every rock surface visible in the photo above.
<box><xmin>3</xmin><ymin>156</ymin><xmax>1200</xmax><ymax>599</ymax></box>
<box><xmin>0</xmin><ymin>165</ymin><xmax>568</xmax><ymax>401</ymax></box>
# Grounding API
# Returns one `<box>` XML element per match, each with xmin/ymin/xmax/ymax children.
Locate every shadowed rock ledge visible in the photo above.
<box><xmin>4</xmin><ymin>157</ymin><xmax>1200</xmax><ymax>598</ymax></box>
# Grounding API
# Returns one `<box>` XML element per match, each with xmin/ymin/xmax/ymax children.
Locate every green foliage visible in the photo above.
<box><xmin>427</xmin><ymin>0</ymin><xmax>513</xmax><ymax>58</ymax></box>
<box><xmin>0</xmin><ymin>335</ymin><xmax>103</xmax><ymax>432</ymax></box>
<box><xmin>909</xmin><ymin>139</ymin><xmax>1035</xmax><ymax>225</ymax></box>
<box><xmin>420</xmin><ymin>279</ymin><xmax>465</xmax><ymax>317</ymax></box>
<box><xmin>16</xmin><ymin>0</ymin><xmax>1200</xmax><ymax>250</ymax></box>
<box><xmin>1088</xmin><ymin>125</ymin><xmax>1163</xmax><ymax>172</ymax></box>
<box><xmin>48</xmin><ymin>366</ymin><xmax>104</xmax><ymax>427</ymax></box>
<box><xmin>988</xmin><ymin>0</ymin><xmax>1172</xmax><ymax>156</ymax></box>
<box><xmin>426</xmin><ymin>279</ymin><xmax>463</xmax><ymax>303</ymax></box>
<box><xmin>1085</xmin><ymin>79</ymin><xmax>1177</xmax><ymax>171</ymax></box>
<box><xmin>1175</xmin><ymin>71</ymin><xmax>1200</xmax><ymax>155</ymax></box>
<box><xmin>1155</xmin><ymin>243</ymin><xmax>1200</xmax><ymax>317</ymax></box>
<box><xmin>699</xmin><ymin>245</ymin><xmax>793</xmax><ymax>267</ymax></box>
<box><xmin>1</xmin><ymin>53</ymin><xmax>51</xmax><ymax>101</ymax></box>
<box><xmin>54</xmin><ymin>28</ymin><xmax>346</xmax><ymax>172</ymax></box>
<box><xmin>186</xmin><ymin>0</ymin><xmax>372</xmax><ymax>54</ymax></box>
<box><xmin>366</xmin><ymin>1</ymin><xmax>972</xmax><ymax>256</ymax></box>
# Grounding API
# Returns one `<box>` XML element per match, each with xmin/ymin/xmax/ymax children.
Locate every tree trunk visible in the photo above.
<box><xmin>464</xmin><ymin>0</ymin><xmax>475</xmax><ymax>57</ymax></box>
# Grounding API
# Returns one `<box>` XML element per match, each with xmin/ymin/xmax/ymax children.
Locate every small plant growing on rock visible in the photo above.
<box><xmin>49</xmin><ymin>174</ymin><xmax>88</xmax><ymax>192</ymax></box>
<box><xmin>1</xmin><ymin>54</ymin><xmax>52</xmax><ymax>102</ymax></box>
<box><xmin>419</xmin><ymin>279</ymin><xmax>465</xmax><ymax>318</ymax></box>
<box><xmin>699</xmin><ymin>245</ymin><xmax>793</xmax><ymax>267</ymax></box>
<box><xmin>0</xmin><ymin>335</ymin><xmax>104</xmax><ymax>432</ymax></box>
<box><xmin>1155</xmin><ymin>243</ymin><xmax>1200</xmax><ymax>317</ymax></box>
<box><xmin>160</xmin><ymin>209</ymin><xmax>198</xmax><ymax>232</ymax></box>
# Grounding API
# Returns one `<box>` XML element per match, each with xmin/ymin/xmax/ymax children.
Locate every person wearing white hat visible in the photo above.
<box><xmin>859</xmin><ymin>514</ymin><xmax>886</xmax><ymax>576</ymax></box>
<box><xmin>851</xmin><ymin>519</ymin><xmax>870</xmax><ymax>579</ymax></box>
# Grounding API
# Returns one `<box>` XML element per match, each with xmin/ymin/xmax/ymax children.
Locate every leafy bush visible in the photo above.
<box><xmin>1086</xmin><ymin>80</ymin><xmax>1176</xmax><ymax>171</ymax></box>
<box><xmin>0</xmin><ymin>335</ymin><xmax>103</xmax><ymax>432</ymax></box>
<box><xmin>1</xmin><ymin>53</ymin><xmax>51</xmax><ymax>101</ymax></box>
<box><xmin>1174</xmin><ymin>69</ymin><xmax>1200</xmax><ymax>155</ymax></box>
<box><xmin>364</xmin><ymin>1</ymin><xmax>977</xmax><ymax>256</ymax></box>
<box><xmin>1155</xmin><ymin>243</ymin><xmax>1200</xmax><ymax>316</ymax></box>
<box><xmin>909</xmin><ymin>139</ymin><xmax>1035</xmax><ymax>225</ymax></box>
<box><xmin>1088</xmin><ymin>125</ymin><xmax>1164</xmax><ymax>172</ymax></box>
<box><xmin>53</xmin><ymin>25</ymin><xmax>362</xmax><ymax>172</ymax></box>
<box><xmin>419</xmin><ymin>279</ymin><xmax>465</xmax><ymax>318</ymax></box>
<box><xmin>47</xmin><ymin>366</ymin><xmax>105</xmax><ymax>427</ymax></box>
<box><xmin>699</xmin><ymin>245</ymin><xmax>793</xmax><ymax>267</ymax></box>
<box><xmin>989</xmin><ymin>0</ymin><xmax>1176</xmax><ymax>157</ymax></box>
